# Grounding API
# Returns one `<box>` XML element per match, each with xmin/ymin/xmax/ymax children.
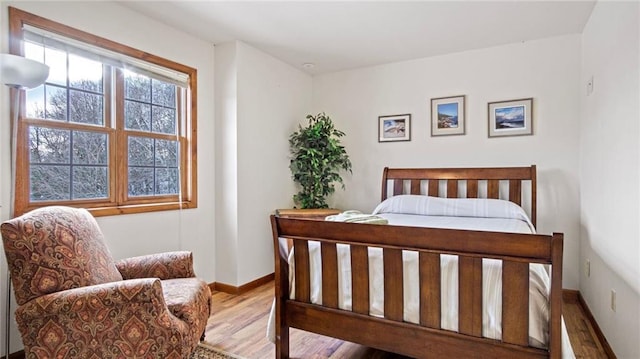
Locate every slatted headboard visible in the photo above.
<box><xmin>381</xmin><ymin>165</ymin><xmax>537</xmax><ymax>227</ymax></box>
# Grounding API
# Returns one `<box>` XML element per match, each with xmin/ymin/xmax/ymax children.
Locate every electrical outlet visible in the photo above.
<box><xmin>587</xmin><ymin>76</ymin><xmax>594</xmax><ymax>95</ymax></box>
<box><xmin>585</xmin><ymin>259</ymin><xmax>591</xmax><ymax>277</ymax></box>
<box><xmin>611</xmin><ymin>289</ymin><xmax>616</xmax><ymax>312</ymax></box>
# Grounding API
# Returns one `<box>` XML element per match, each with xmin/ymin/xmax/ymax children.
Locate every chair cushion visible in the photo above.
<box><xmin>161</xmin><ymin>278</ymin><xmax>211</xmax><ymax>344</ymax></box>
<box><xmin>1</xmin><ymin>206</ymin><xmax>123</xmax><ymax>305</ymax></box>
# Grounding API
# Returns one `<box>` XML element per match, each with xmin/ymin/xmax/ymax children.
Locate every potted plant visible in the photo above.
<box><xmin>289</xmin><ymin>113</ymin><xmax>352</xmax><ymax>209</ymax></box>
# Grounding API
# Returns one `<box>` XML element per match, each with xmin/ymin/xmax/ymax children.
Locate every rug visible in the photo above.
<box><xmin>190</xmin><ymin>342</ymin><xmax>247</xmax><ymax>359</ymax></box>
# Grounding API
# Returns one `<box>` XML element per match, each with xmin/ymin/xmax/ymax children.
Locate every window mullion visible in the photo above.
<box><xmin>104</xmin><ymin>64</ymin><xmax>117</xmax><ymax>207</ymax></box>
<box><xmin>114</xmin><ymin>68</ymin><xmax>127</xmax><ymax>205</ymax></box>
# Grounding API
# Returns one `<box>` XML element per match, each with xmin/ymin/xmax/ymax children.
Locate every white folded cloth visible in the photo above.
<box><xmin>325</xmin><ymin>210</ymin><xmax>389</xmax><ymax>224</ymax></box>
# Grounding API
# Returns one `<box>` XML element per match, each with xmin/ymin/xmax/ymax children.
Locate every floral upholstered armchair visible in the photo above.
<box><xmin>1</xmin><ymin>206</ymin><xmax>211</xmax><ymax>359</ymax></box>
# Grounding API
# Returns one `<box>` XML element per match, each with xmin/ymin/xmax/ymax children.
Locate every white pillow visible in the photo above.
<box><xmin>372</xmin><ymin>195</ymin><xmax>533</xmax><ymax>228</ymax></box>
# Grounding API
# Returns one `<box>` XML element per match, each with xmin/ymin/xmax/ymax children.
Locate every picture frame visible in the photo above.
<box><xmin>488</xmin><ymin>98</ymin><xmax>533</xmax><ymax>137</ymax></box>
<box><xmin>431</xmin><ymin>95</ymin><xmax>465</xmax><ymax>136</ymax></box>
<box><xmin>378</xmin><ymin>114</ymin><xmax>411</xmax><ymax>142</ymax></box>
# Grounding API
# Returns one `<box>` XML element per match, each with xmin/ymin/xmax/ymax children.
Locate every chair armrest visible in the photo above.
<box><xmin>14</xmin><ymin>279</ymin><xmax>190</xmax><ymax>357</ymax></box>
<box><xmin>115</xmin><ymin>251</ymin><xmax>196</xmax><ymax>280</ymax></box>
<box><xmin>17</xmin><ymin>278</ymin><xmax>170</xmax><ymax>318</ymax></box>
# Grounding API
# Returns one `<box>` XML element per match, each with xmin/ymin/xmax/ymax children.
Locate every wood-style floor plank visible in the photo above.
<box><xmin>204</xmin><ymin>281</ymin><xmax>610</xmax><ymax>359</ymax></box>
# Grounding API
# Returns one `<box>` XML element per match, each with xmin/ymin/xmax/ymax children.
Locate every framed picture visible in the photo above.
<box><xmin>488</xmin><ymin>98</ymin><xmax>533</xmax><ymax>137</ymax></box>
<box><xmin>379</xmin><ymin>114</ymin><xmax>411</xmax><ymax>142</ymax></box>
<box><xmin>431</xmin><ymin>95</ymin><xmax>465</xmax><ymax>136</ymax></box>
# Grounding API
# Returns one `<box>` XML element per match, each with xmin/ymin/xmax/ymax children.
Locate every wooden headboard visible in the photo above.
<box><xmin>381</xmin><ymin>165</ymin><xmax>537</xmax><ymax>227</ymax></box>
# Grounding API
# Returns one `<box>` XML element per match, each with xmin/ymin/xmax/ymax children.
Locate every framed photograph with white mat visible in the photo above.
<box><xmin>431</xmin><ymin>95</ymin><xmax>465</xmax><ymax>136</ymax></box>
<box><xmin>488</xmin><ymin>98</ymin><xmax>533</xmax><ymax>137</ymax></box>
<box><xmin>378</xmin><ymin>114</ymin><xmax>411</xmax><ymax>142</ymax></box>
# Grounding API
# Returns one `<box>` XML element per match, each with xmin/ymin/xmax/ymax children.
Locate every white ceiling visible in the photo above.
<box><xmin>119</xmin><ymin>1</ymin><xmax>596</xmax><ymax>75</ymax></box>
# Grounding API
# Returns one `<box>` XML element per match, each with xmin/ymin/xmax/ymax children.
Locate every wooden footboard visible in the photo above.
<box><xmin>270</xmin><ymin>216</ymin><xmax>563</xmax><ymax>359</ymax></box>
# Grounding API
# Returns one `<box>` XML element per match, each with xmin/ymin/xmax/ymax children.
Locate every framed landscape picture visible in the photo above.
<box><xmin>488</xmin><ymin>98</ymin><xmax>533</xmax><ymax>137</ymax></box>
<box><xmin>431</xmin><ymin>95</ymin><xmax>465</xmax><ymax>136</ymax></box>
<box><xmin>378</xmin><ymin>114</ymin><xmax>411</xmax><ymax>142</ymax></box>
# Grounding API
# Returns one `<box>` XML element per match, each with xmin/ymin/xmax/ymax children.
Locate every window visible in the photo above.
<box><xmin>9</xmin><ymin>7</ymin><xmax>197</xmax><ymax>216</ymax></box>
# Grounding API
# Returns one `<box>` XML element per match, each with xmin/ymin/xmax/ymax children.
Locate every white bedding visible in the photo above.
<box><xmin>268</xmin><ymin>196</ymin><xmax>574</xmax><ymax>358</ymax></box>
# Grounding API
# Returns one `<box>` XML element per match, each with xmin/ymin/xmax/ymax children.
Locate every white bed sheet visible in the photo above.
<box><xmin>267</xmin><ymin>211</ymin><xmax>575</xmax><ymax>358</ymax></box>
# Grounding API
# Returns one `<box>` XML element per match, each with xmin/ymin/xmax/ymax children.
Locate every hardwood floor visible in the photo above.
<box><xmin>204</xmin><ymin>281</ymin><xmax>610</xmax><ymax>358</ymax></box>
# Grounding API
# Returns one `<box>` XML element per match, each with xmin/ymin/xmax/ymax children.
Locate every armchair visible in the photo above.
<box><xmin>1</xmin><ymin>206</ymin><xmax>211</xmax><ymax>359</ymax></box>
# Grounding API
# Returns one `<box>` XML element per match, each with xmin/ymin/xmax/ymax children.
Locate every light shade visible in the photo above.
<box><xmin>0</xmin><ymin>53</ymin><xmax>49</xmax><ymax>89</ymax></box>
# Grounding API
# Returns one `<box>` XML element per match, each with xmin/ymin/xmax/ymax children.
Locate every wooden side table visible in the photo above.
<box><xmin>275</xmin><ymin>208</ymin><xmax>341</xmax><ymax>220</ymax></box>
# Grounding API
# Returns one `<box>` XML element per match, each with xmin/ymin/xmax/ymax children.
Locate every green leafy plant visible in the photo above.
<box><xmin>289</xmin><ymin>113</ymin><xmax>352</xmax><ymax>208</ymax></box>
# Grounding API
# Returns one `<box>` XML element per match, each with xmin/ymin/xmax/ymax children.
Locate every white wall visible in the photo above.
<box><xmin>0</xmin><ymin>1</ymin><xmax>216</xmax><ymax>354</ymax></box>
<box><xmin>579</xmin><ymin>2</ymin><xmax>640</xmax><ymax>358</ymax></box>
<box><xmin>215</xmin><ymin>41</ymin><xmax>312</xmax><ymax>286</ymax></box>
<box><xmin>214</xmin><ymin>42</ymin><xmax>239</xmax><ymax>286</ymax></box>
<box><xmin>312</xmin><ymin>35</ymin><xmax>582</xmax><ymax>290</ymax></box>
<box><xmin>235</xmin><ymin>42</ymin><xmax>312</xmax><ymax>284</ymax></box>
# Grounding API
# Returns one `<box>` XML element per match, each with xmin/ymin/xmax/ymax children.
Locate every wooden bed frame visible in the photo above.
<box><xmin>270</xmin><ymin>165</ymin><xmax>564</xmax><ymax>358</ymax></box>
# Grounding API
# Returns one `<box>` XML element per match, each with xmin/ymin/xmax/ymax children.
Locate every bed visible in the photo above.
<box><xmin>269</xmin><ymin>165</ymin><xmax>571</xmax><ymax>358</ymax></box>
